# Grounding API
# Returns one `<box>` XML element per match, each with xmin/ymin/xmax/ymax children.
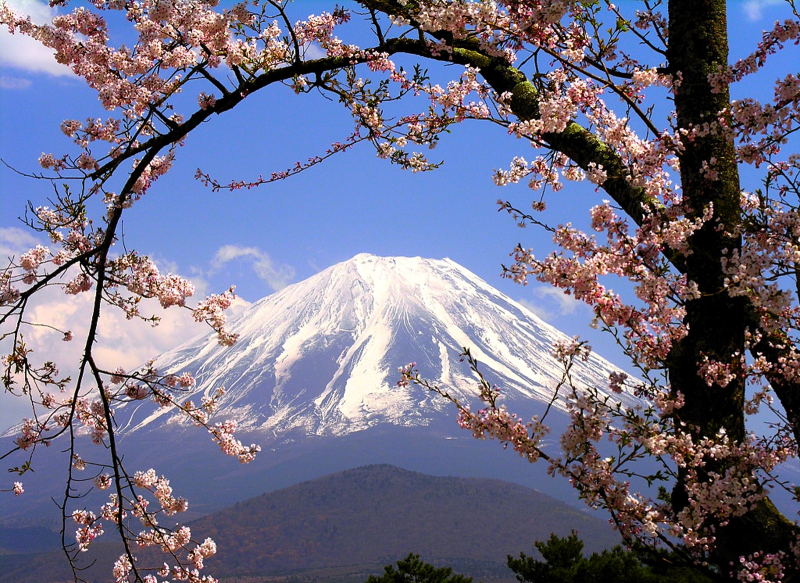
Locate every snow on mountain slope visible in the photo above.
<box><xmin>118</xmin><ymin>254</ymin><xmax>633</xmax><ymax>438</ymax></box>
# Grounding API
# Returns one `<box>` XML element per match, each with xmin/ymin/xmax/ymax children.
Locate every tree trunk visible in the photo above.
<box><xmin>667</xmin><ymin>0</ymin><xmax>797</xmax><ymax>569</ymax></box>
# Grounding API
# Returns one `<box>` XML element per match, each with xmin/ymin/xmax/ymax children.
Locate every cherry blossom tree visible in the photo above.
<box><xmin>2</xmin><ymin>0</ymin><xmax>800</xmax><ymax>581</ymax></box>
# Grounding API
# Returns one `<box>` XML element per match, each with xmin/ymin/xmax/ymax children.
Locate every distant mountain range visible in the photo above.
<box><xmin>1</xmin><ymin>254</ymin><xmax>630</xmax><ymax>528</ymax></box>
<box><xmin>0</xmin><ymin>465</ymin><xmax>620</xmax><ymax>583</ymax></box>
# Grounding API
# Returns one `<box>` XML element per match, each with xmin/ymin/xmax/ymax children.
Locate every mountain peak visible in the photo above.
<box><xmin>118</xmin><ymin>254</ymin><xmax>629</xmax><ymax>439</ymax></box>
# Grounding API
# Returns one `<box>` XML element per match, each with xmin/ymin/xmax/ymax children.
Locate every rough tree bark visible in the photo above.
<box><xmin>665</xmin><ymin>0</ymin><xmax>796</xmax><ymax>566</ymax></box>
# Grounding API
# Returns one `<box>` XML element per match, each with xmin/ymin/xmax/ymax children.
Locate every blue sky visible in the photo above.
<box><xmin>0</xmin><ymin>0</ymin><xmax>793</xmax><ymax>430</ymax></box>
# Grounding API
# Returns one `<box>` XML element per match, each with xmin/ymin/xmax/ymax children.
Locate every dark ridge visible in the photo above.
<box><xmin>0</xmin><ymin>525</ymin><xmax>61</xmax><ymax>555</ymax></box>
<box><xmin>193</xmin><ymin>464</ymin><xmax>618</xmax><ymax>580</ymax></box>
<box><xmin>0</xmin><ymin>464</ymin><xmax>618</xmax><ymax>583</ymax></box>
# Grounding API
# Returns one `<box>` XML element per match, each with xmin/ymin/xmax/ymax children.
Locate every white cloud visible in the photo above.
<box><xmin>4</xmin><ymin>0</ymin><xmax>51</xmax><ymax>24</ymax></box>
<box><xmin>516</xmin><ymin>297</ymin><xmax>552</xmax><ymax>321</ymax></box>
<box><xmin>212</xmin><ymin>244</ymin><xmax>295</xmax><ymax>291</ymax></box>
<box><xmin>0</xmin><ymin>75</ymin><xmax>32</xmax><ymax>89</ymax></box>
<box><xmin>11</xmin><ymin>284</ymin><xmax>203</xmax><ymax>375</ymax></box>
<box><xmin>533</xmin><ymin>286</ymin><xmax>582</xmax><ymax>315</ymax></box>
<box><xmin>0</xmin><ymin>0</ymin><xmax>72</xmax><ymax>76</ymax></box>
<box><xmin>742</xmin><ymin>0</ymin><xmax>783</xmax><ymax>20</ymax></box>
<box><xmin>0</xmin><ymin>226</ymin><xmax>43</xmax><ymax>260</ymax></box>
<box><xmin>0</xmin><ymin>273</ymin><xmax>251</xmax><ymax>432</ymax></box>
<box><xmin>517</xmin><ymin>286</ymin><xmax>584</xmax><ymax>322</ymax></box>
<box><xmin>304</xmin><ymin>43</ymin><xmax>327</xmax><ymax>60</ymax></box>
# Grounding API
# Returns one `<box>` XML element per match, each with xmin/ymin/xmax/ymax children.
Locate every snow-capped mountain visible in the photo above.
<box><xmin>2</xmin><ymin>254</ymin><xmax>639</xmax><ymax>523</ymax></box>
<box><xmin>118</xmin><ymin>253</ymin><xmax>631</xmax><ymax>439</ymax></box>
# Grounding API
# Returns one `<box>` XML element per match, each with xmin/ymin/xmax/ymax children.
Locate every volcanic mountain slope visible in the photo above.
<box><xmin>2</xmin><ymin>254</ymin><xmax>635</xmax><ymax>524</ymax></box>
<box><xmin>118</xmin><ymin>253</ymin><xmax>632</xmax><ymax>439</ymax></box>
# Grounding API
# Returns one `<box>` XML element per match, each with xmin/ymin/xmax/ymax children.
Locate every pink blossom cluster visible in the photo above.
<box><xmin>702</xmin><ymin>19</ymin><xmax>800</xmax><ymax>172</ymax></box>
<box><xmin>400</xmin><ymin>358</ymin><xmax>548</xmax><ymax>464</ymax></box>
<box><xmin>345</xmin><ymin>59</ymin><xmax>493</xmax><ymax>171</ymax></box>
<box><xmin>118</xmin><ymin>533</ymin><xmax>212</xmax><ymax>582</ymax></box>
<box><xmin>735</xmin><ymin>550</ymin><xmax>790</xmax><ymax>583</ymax></box>
<box><xmin>126</xmin><ymin>533</ymin><xmax>218</xmax><ymax>582</ymax></box>
<box><xmin>107</xmin><ymin>253</ymin><xmax>195</xmax><ymax>310</ymax></box>
<box><xmin>113</xmin><ymin>554</ymin><xmax>133</xmax><ymax>583</ymax></box>
<box><xmin>0</xmin><ymin>0</ymin><xmax>271</xmax><ymax>119</ymax></box>
<box><xmin>503</xmin><ymin>200</ymin><xmax>708</xmax><ymax>369</ymax></box>
<box><xmin>552</xmin><ymin>336</ymin><xmax>591</xmax><ymax>362</ymax></box>
<box><xmin>181</xmin><ymin>387</ymin><xmax>225</xmax><ymax>426</ymax></box>
<box><xmin>721</xmin><ymin>203</ymin><xmax>800</xmax><ymax>343</ymax></box>
<box><xmin>396</xmin><ymin>0</ymin><xmax>575</xmax><ymax>60</ymax></box>
<box><xmin>0</xmin><ymin>272</ymin><xmax>20</xmax><ymax>305</ymax></box>
<box><xmin>133</xmin><ymin>469</ymin><xmax>188</xmax><ymax>516</ymax></box>
<box><xmin>208</xmin><ymin>420</ymin><xmax>260</xmax><ymax>463</ymax></box>
<box><xmin>97</xmin><ymin>494</ymin><xmax>120</xmax><ymax>520</ymax></box>
<box><xmin>72</xmin><ymin>453</ymin><xmax>86</xmax><ymax>470</ymax></box>
<box><xmin>95</xmin><ymin>474</ymin><xmax>113</xmax><ymax>491</ymax></box>
<box><xmin>457</xmin><ymin>404</ymin><xmax>549</xmax><ymax>463</ymax></box>
<box><xmin>38</xmin><ymin>152</ymin><xmax>68</xmax><ymax>171</ymax></box>
<box><xmin>73</xmin><ymin>397</ymin><xmax>110</xmax><ymax>444</ymax></box>
<box><xmin>4</xmin><ymin>350</ymin><xmax>246</xmax><ymax>579</ymax></box>
<box><xmin>426</xmin><ymin>66</ymin><xmax>491</xmax><ymax>122</ymax></box>
<box><xmin>503</xmin><ymin>85</ymin><xmax>679</xmax><ymax>201</ymax></box>
<box><xmin>130</xmin><ymin>153</ymin><xmax>175</xmax><ymax>197</ymax></box>
<box><xmin>607</xmin><ymin>371</ymin><xmax>628</xmax><ymax>394</ymax></box>
<box><xmin>13</xmin><ymin>418</ymin><xmax>39</xmax><ymax>451</ymax></box>
<box><xmin>668</xmin><ymin>430</ymin><xmax>794</xmax><ymax>551</ymax></box>
<box><xmin>19</xmin><ymin>245</ymin><xmax>49</xmax><ymax>273</ymax></box>
<box><xmin>711</xmin><ymin>19</ymin><xmax>800</xmax><ymax>90</ymax></box>
<box><xmin>61</xmin><ymin>117</ymin><xmax>121</xmax><ymax>148</ymax></box>
<box><xmin>294</xmin><ymin>9</ymin><xmax>354</xmax><ymax>59</ymax></box>
<box><xmin>402</xmin><ymin>340</ymin><xmax>797</xmax><ymax>561</ymax></box>
<box><xmin>73</xmin><ymin>509</ymin><xmax>104</xmax><ymax>552</ymax></box>
<box><xmin>192</xmin><ymin>287</ymin><xmax>239</xmax><ymax>346</ymax></box>
<box><xmin>10</xmin><ymin>239</ymin><xmax>78</xmax><ymax>288</ymax></box>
